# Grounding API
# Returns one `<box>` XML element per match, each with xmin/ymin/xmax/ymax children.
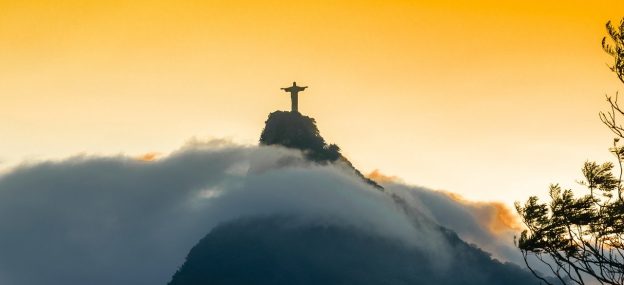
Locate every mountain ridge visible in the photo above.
<box><xmin>167</xmin><ymin>110</ymin><xmax>559</xmax><ymax>285</ymax></box>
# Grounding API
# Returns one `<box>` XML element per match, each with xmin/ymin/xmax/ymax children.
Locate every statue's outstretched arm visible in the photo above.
<box><xmin>302</xmin><ymin>86</ymin><xmax>308</xmax><ymax>90</ymax></box>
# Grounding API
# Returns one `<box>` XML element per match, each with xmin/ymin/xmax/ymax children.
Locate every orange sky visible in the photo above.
<box><xmin>1</xmin><ymin>0</ymin><xmax>623</xmax><ymax>205</ymax></box>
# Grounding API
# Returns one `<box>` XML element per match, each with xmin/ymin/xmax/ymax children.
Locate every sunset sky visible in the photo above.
<box><xmin>1</xmin><ymin>0</ymin><xmax>623</xmax><ymax>206</ymax></box>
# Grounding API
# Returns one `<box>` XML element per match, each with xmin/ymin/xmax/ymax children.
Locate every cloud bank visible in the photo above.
<box><xmin>0</xmin><ymin>141</ymin><xmax>525</xmax><ymax>285</ymax></box>
<box><xmin>386</xmin><ymin>183</ymin><xmax>522</xmax><ymax>265</ymax></box>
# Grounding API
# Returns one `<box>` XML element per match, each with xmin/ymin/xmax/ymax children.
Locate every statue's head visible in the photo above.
<box><xmin>293</xmin><ymin>81</ymin><xmax>296</xmax><ymax>86</ymax></box>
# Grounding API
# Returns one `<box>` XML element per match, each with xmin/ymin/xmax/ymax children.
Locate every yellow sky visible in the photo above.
<box><xmin>1</xmin><ymin>0</ymin><xmax>623</xmax><ymax>205</ymax></box>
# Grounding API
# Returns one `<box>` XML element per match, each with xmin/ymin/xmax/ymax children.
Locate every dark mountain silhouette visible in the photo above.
<box><xmin>168</xmin><ymin>110</ymin><xmax>559</xmax><ymax>285</ymax></box>
<box><xmin>260</xmin><ymin>111</ymin><xmax>340</xmax><ymax>162</ymax></box>
<box><xmin>259</xmin><ymin>111</ymin><xmax>381</xmax><ymax>189</ymax></box>
<box><xmin>169</xmin><ymin>217</ymin><xmax>546</xmax><ymax>285</ymax></box>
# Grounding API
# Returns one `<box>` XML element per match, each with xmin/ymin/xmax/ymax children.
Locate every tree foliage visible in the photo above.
<box><xmin>603</xmin><ymin>19</ymin><xmax>624</xmax><ymax>85</ymax></box>
<box><xmin>516</xmin><ymin>18</ymin><xmax>624</xmax><ymax>285</ymax></box>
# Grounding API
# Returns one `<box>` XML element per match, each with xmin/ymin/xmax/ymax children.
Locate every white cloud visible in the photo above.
<box><xmin>1</xmin><ymin>139</ymin><xmax>562</xmax><ymax>285</ymax></box>
<box><xmin>0</xmin><ymin>142</ymin><xmax>456</xmax><ymax>285</ymax></box>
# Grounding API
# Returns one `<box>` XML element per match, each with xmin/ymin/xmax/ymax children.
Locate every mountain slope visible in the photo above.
<box><xmin>168</xmin><ymin>110</ymin><xmax>557</xmax><ymax>285</ymax></box>
<box><xmin>169</xmin><ymin>216</ymin><xmax>546</xmax><ymax>285</ymax></box>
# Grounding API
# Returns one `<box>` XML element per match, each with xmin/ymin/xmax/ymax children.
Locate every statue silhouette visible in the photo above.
<box><xmin>281</xmin><ymin>81</ymin><xmax>308</xmax><ymax>113</ymax></box>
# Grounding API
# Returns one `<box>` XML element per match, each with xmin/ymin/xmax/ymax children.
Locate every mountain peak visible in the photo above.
<box><xmin>259</xmin><ymin>111</ymin><xmax>341</xmax><ymax>163</ymax></box>
<box><xmin>259</xmin><ymin>110</ymin><xmax>382</xmax><ymax>189</ymax></box>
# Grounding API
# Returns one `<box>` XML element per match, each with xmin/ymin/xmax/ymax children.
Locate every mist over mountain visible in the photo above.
<box><xmin>0</xmin><ymin>109</ymin><xmax>559</xmax><ymax>284</ymax></box>
<box><xmin>168</xmin><ymin>111</ymin><xmax>557</xmax><ymax>285</ymax></box>
<box><xmin>169</xmin><ymin>217</ymin><xmax>535</xmax><ymax>285</ymax></box>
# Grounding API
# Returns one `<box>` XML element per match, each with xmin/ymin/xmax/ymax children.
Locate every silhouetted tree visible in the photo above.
<box><xmin>516</xmin><ymin>18</ymin><xmax>624</xmax><ymax>285</ymax></box>
<box><xmin>601</xmin><ymin>18</ymin><xmax>624</xmax><ymax>138</ymax></box>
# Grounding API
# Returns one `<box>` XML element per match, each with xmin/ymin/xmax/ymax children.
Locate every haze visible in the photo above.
<box><xmin>1</xmin><ymin>0</ymin><xmax>623</xmax><ymax>206</ymax></box>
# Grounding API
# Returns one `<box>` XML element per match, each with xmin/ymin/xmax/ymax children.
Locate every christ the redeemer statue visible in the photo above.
<box><xmin>281</xmin><ymin>81</ymin><xmax>307</xmax><ymax>113</ymax></box>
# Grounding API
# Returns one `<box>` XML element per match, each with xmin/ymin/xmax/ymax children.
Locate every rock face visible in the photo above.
<box><xmin>167</xmin><ymin>110</ymin><xmax>554</xmax><ymax>285</ymax></box>
<box><xmin>260</xmin><ymin>111</ymin><xmax>381</xmax><ymax>189</ymax></box>
<box><xmin>259</xmin><ymin>111</ymin><xmax>341</xmax><ymax>163</ymax></box>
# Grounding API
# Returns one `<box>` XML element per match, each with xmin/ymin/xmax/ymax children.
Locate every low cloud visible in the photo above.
<box><xmin>136</xmin><ymin>152</ymin><xmax>162</xmax><ymax>161</ymax></box>
<box><xmin>444</xmin><ymin>192</ymin><xmax>522</xmax><ymax>234</ymax></box>
<box><xmin>0</xmin><ymin>141</ymin><xmax>545</xmax><ymax>284</ymax></box>
<box><xmin>0</xmin><ymin>142</ymin><xmax>459</xmax><ymax>285</ymax></box>
<box><xmin>366</xmin><ymin>169</ymin><xmax>403</xmax><ymax>183</ymax></box>
<box><xmin>385</xmin><ymin>182</ymin><xmax>523</xmax><ymax>265</ymax></box>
